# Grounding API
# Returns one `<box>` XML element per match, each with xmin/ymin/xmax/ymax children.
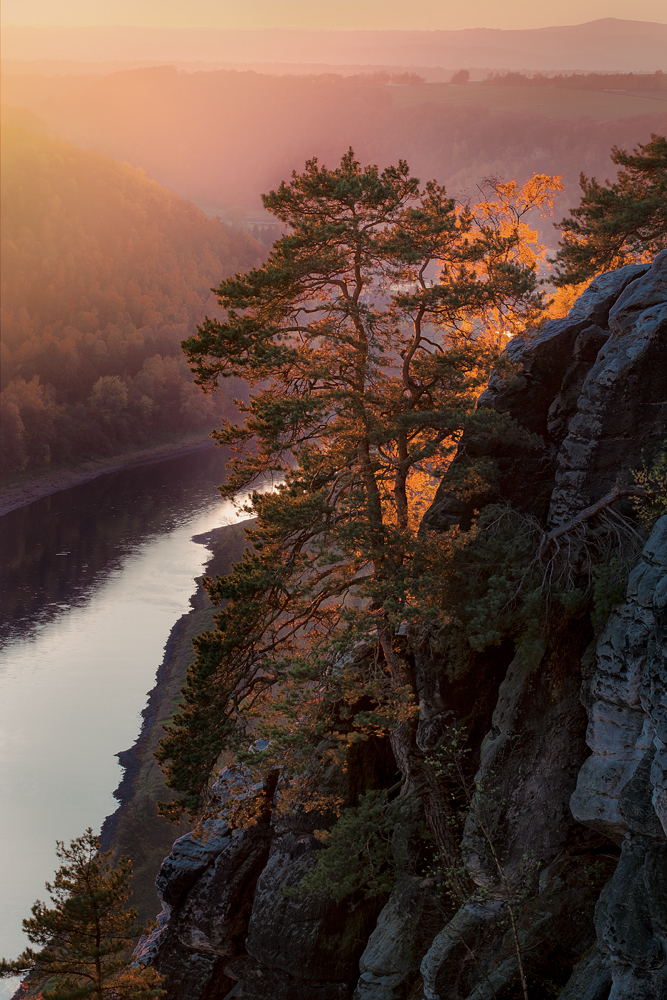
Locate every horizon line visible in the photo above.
<box><xmin>5</xmin><ymin>17</ymin><xmax>667</xmax><ymax>32</ymax></box>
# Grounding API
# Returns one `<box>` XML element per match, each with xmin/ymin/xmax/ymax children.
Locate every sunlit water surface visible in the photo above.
<box><xmin>0</xmin><ymin>448</ymin><xmax>253</xmax><ymax>977</ymax></box>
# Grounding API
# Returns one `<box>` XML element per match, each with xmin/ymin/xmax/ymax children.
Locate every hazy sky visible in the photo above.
<box><xmin>3</xmin><ymin>0</ymin><xmax>667</xmax><ymax>30</ymax></box>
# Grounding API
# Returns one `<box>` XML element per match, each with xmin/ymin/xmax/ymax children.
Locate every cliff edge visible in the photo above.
<box><xmin>136</xmin><ymin>254</ymin><xmax>667</xmax><ymax>999</ymax></box>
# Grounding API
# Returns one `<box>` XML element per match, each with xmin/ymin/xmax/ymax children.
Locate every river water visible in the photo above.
<box><xmin>0</xmin><ymin>447</ymin><xmax>252</xmax><ymax>971</ymax></box>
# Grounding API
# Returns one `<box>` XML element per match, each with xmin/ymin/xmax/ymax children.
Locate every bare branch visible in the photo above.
<box><xmin>539</xmin><ymin>484</ymin><xmax>646</xmax><ymax>559</ymax></box>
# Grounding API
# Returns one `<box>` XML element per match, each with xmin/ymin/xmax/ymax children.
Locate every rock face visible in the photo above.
<box><xmin>138</xmin><ymin>741</ymin><xmax>395</xmax><ymax>1000</ymax></box>
<box><xmin>354</xmin><ymin>877</ymin><xmax>444</xmax><ymax>1000</ymax></box>
<box><xmin>136</xmin><ymin>255</ymin><xmax>667</xmax><ymax>999</ymax></box>
<box><xmin>134</xmin><ymin>812</ymin><xmax>271</xmax><ymax>1000</ymax></box>
<box><xmin>570</xmin><ymin>517</ymin><xmax>667</xmax><ymax>1000</ymax></box>
<box><xmin>549</xmin><ymin>256</ymin><xmax>667</xmax><ymax>525</ymax></box>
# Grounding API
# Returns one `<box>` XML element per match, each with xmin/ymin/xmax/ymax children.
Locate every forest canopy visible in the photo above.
<box><xmin>0</xmin><ymin>120</ymin><xmax>262</xmax><ymax>474</ymax></box>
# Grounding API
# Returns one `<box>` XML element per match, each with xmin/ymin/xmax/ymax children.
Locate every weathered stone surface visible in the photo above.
<box><xmin>137</xmin><ymin>731</ymin><xmax>395</xmax><ymax>997</ymax></box>
<box><xmin>418</xmin><ymin>260</ymin><xmax>666</xmax><ymax>998</ymax></box>
<box><xmin>420</xmin><ymin>858</ymin><xmax>604</xmax><ymax>1000</ymax></box>
<box><xmin>462</xmin><ymin>626</ymin><xmax>593</xmax><ymax>892</ymax></box>
<box><xmin>558</xmin><ymin>947</ymin><xmax>612</xmax><ymax>1000</ymax></box>
<box><xmin>135</xmin><ymin>775</ymin><xmax>274</xmax><ymax>1000</ymax></box>
<box><xmin>480</xmin><ymin>259</ymin><xmax>648</xmax><ymax>435</ymax></box>
<box><xmin>549</xmin><ymin>251</ymin><xmax>667</xmax><ymax>526</ymax></box>
<box><xmin>174</xmin><ymin>826</ymin><xmax>274</xmax><ymax>958</ymax></box>
<box><xmin>420</xmin><ymin>897</ymin><xmax>507</xmax><ymax>1000</ymax></box>
<box><xmin>570</xmin><ymin>517</ymin><xmax>667</xmax><ymax>844</ymax></box>
<box><xmin>223</xmin><ymin>957</ymin><xmax>352</xmax><ymax>999</ymax></box>
<box><xmin>147</xmin><ymin>937</ymin><xmax>234</xmax><ymax>1000</ymax></box>
<box><xmin>155</xmin><ymin>818</ymin><xmax>231</xmax><ymax>912</ymax></box>
<box><xmin>245</xmin><ymin>832</ymin><xmax>382</xmax><ymax>983</ymax></box>
<box><xmin>414</xmin><ymin>622</ymin><xmax>604</xmax><ymax>1000</ymax></box>
<box><xmin>135</xmin><ymin>824</ymin><xmax>271</xmax><ymax>1000</ymax></box>
<box><xmin>570</xmin><ymin>517</ymin><xmax>667</xmax><ymax>999</ymax></box>
<box><xmin>354</xmin><ymin>877</ymin><xmax>445</xmax><ymax>1000</ymax></box>
<box><xmin>423</xmin><ymin>257</ymin><xmax>660</xmax><ymax>533</ymax></box>
<box><xmin>546</xmin><ymin>323</ymin><xmax>610</xmax><ymax>445</ymax></box>
<box><xmin>597</xmin><ymin>835</ymin><xmax>667</xmax><ymax>1000</ymax></box>
<box><xmin>566</xmin><ymin>263</ymin><xmax>651</xmax><ymax>326</ymax></box>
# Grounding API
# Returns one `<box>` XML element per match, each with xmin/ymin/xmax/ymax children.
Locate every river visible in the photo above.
<box><xmin>0</xmin><ymin>447</ymin><xmax>252</xmax><ymax>974</ymax></box>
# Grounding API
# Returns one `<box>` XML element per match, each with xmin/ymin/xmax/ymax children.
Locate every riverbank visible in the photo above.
<box><xmin>100</xmin><ymin>521</ymin><xmax>251</xmax><ymax>923</ymax></box>
<box><xmin>0</xmin><ymin>434</ymin><xmax>216</xmax><ymax>517</ymax></box>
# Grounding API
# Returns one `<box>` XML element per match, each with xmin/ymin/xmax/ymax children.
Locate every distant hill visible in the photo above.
<box><xmin>3</xmin><ymin>19</ymin><xmax>667</xmax><ymax>72</ymax></box>
<box><xmin>3</xmin><ymin>67</ymin><xmax>666</xmax><ymax>236</ymax></box>
<box><xmin>0</xmin><ymin>116</ymin><xmax>262</xmax><ymax>475</ymax></box>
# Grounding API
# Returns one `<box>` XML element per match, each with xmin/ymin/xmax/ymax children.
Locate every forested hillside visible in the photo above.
<box><xmin>0</xmin><ymin>120</ymin><xmax>262</xmax><ymax>475</ymax></box>
<box><xmin>3</xmin><ymin>68</ymin><xmax>666</xmax><ymax>240</ymax></box>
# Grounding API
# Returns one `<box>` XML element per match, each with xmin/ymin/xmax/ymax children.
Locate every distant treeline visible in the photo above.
<box><xmin>366</xmin><ymin>72</ymin><xmax>426</xmax><ymax>85</ymax></box>
<box><xmin>486</xmin><ymin>70</ymin><xmax>667</xmax><ymax>91</ymax></box>
<box><xmin>0</xmin><ymin>122</ymin><xmax>262</xmax><ymax>476</ymax></box>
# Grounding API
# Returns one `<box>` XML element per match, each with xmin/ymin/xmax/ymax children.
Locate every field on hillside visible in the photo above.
<box><xmin>390</xmin><ymin>82</ymin><xmax>667</xmax><ymax>119</ymax></box>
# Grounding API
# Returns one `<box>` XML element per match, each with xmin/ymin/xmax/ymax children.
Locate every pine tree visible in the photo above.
<box><xmin>155</xmin><ymin>151</ymin><xmax>559</xmax><ymax>850</ymax></box>
<box><xmin>554</xmin><ymin>133</ymin><xmax>667</xmax><ymax>283</ymax></box>
<box><xmin>0</xmin><ymin>829</ymin><xmax>164</xmax><ymax>1000</ymax></box>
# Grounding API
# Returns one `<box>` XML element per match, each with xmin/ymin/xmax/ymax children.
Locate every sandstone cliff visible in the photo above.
<box><xmin>134</xmin><ymin>253</ymin><xmax>667</xmax><ymax>999</ymax></box>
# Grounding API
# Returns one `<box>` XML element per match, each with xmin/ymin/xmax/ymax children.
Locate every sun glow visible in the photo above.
<box><xmin>3</xmin><ymin>0</ymin><xmax>667</xmax><ymax>31</ymax></box>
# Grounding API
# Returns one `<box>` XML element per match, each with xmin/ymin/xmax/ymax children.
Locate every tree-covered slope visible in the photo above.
<box><xmin>3</xmin><ymin>68</ymin><xmax>666</xmax><ymax>245</ymax></box>
<box><xmin>0</xmin><ymin>119</ymin><xmax>262</xmax><ymax>474</ymax></box>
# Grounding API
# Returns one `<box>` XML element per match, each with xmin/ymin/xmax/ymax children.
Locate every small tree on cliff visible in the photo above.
<box><xmin>0</xmin><ymin>829</ymin><xmax>163</xmax><ymax>1000</ymax></box>
<box><xmin>156</xmin><ymin>150</ymin><xmax>560</xmax><ymax>854</ymax></box>
<box><xmin>554</xmin><ymin>132</ymin><xmax>667</xmax><ymax>283</ymax></box>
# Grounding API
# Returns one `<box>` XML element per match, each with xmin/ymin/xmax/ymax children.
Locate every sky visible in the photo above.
<box><xmin>3</xmin><ymin>0</ymin><xmax>667</xmax><ymax>30</ymax></box>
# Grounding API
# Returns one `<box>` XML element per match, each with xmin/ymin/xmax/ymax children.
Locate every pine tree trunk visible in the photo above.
<box><xmin>380</xmin><ymin>630</ymin><xmax>468</xmax><ymax>897</ymax></box>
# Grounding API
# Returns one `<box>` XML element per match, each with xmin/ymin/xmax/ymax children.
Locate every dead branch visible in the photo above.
<box><xmin>539</xmin><ymin>484</ymin><xmax>646</xmax><ymax>559</ymax></box>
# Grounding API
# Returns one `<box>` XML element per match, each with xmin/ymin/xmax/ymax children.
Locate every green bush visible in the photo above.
<box><xmin>292</xmin><ymin>788</ymin><xmax>417</xmax><ymax>902</ymax></box>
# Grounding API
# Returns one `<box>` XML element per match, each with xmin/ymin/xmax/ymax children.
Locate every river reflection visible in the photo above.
<box><xmin>0</xmin><ymin>448</ymin><xmax>235</xmax><ymax>646</ymax></box>
<box><xmin>0</xmin><ymin>447</ymin><xmax>251</xmax><ymax>964</ymax></box>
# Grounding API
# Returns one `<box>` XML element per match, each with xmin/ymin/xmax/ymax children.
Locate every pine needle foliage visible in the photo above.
<box><xmin>413</xmin><ymin>507</ymin><xmax>579</xmax><ymax>653</ymax></box>
<box><xmin>156</xmin><ymin>149</ymin><xmax>561</xmax><ymax>822</ymax></box>
<box><xmin>633</xmin><ymin>443</ymin><xmax>667</xmax><ymax>526</ymax></box>
<box><xmin>554</xmin><ymin>133</ymin><xmax>667</xmax><ymax>284</ymax></box>
<box><xmin>289</xmin><ymin>787</ymin><xmax>418</xmax><ymax>903</ymax></box>
<box><xmin>417</xmin><ymin>495</ymin><xmax>645</xmax><ymax>654</ymax></box>
<box><xmin>0</xmin><ymin>829</ymin><xmax>164</xmax><ymax>1000</ymax></box>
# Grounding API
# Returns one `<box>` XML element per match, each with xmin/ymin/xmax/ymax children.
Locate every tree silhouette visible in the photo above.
<box><xmin>156</xmin><ymin>149</ymin><xmax>560</xmax><ymax>861</ymax></box>
<box><xmin>555</xmin><ymin>133</ymin><xmax>667</xmax><ymax>283</ymax></box>
<box><xmin>0</xmin><ymin>829</ymin><xmax>163</xmax><ymax>1000</ymax></box>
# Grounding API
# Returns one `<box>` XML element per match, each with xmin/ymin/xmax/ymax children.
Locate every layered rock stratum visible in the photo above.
<box><xmin>132</xmin><ymin>253</ymin><xmax>667</xmax><ymax>999</ymax></box>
